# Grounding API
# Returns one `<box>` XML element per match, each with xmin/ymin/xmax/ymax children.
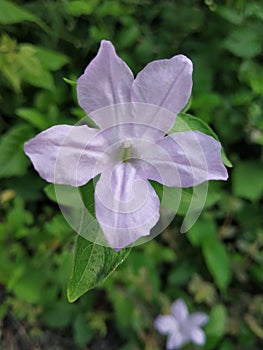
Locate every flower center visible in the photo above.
<box><xmin>120</xmin><ymin>140</ymin><xmax>133</xmax><ymax>162</ymax></box>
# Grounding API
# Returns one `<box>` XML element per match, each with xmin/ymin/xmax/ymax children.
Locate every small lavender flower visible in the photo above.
<box><xmin>24</xmin><ymin>40</ymin><xmax>228</xmax><ymax>250</ymax></box>
<box><xmin>154</xmin><ymin>299</ymin><xmax>209</xmax><ymax>349</ymax></box>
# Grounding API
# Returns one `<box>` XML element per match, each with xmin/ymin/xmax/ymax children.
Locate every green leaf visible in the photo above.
<box><xmin>16</xmin><ymin>107</ymin><xmax>52</xmax><ymax>129</ymax></box>
<box><xmin>170</xmin><ymin>113</ymin><xmax>232</xmax><ymax>167</ymax></box>
<box><xmin>35</xmin><ymin>47</ymin><xmax>69</xmax><ymax>71</ymax></box>
<box><xmin>19</xmin><ymin>45</ymin><xmax>55</xmax><ymax>90</ymax></box>
<box><xmin>223</xmin><ymin>23</ymin><xmax>263</xmax><ymax>58</ymax></box>
<box><xmin>232</xmin><ymin>161</ymin><xmax>263</xmax><ymax>201</ymax></box>
<box><xmin>239</xmin><ymin>61</ymin><xmax>263</xmax><ymax>95</ymax></box>
<box><xmin>0</xmin><ymin>124</ymin><xmax>33</xmax><ymax>178</ymax></box>
<box><xmin>205</xmin><ymin>304</ymin><xmax>227</xmax><ymax>349</ymax></box>
<box><xmin>187</xmin><ymin>218</ymin><xmax>216</xmax><ymax>247</ymax></box>
<box><xmin>44</xmin><ymin>184</ymin><xmax>84</xmax><ymax>209</ymax></box>
<box><xmin>67</xmin><ymin>235</ymin><xmax>131</xmax><ymax>302</ymax></box>
<box><xmin>42</xmin><ymin>301</ymin><xmax>74</xmax><ymax>328</ymax></box>
<box><xmin>202</xmin><ymin>237</ymin><xmax>232</xmax><ymax>290</ymax></box>
<box><xmin>0</xmin><ymin>0</ymin><xmax>48</xmax><ymax>30</ymax></box>
<box><xmin>0</xmin><ymin>0</ymin><xmax>38</xmax><ymax>24</ymax></box>
<box><xmin>65</xmin><ymin>0</ymin><xmax>99</xmax><ymax>16</ymax></box>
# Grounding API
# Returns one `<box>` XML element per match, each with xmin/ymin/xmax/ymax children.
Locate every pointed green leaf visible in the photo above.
<box><xmin>65</xmin><ymin>0</ymin><xmax>99</xmax><ymax>16</ymax></box>
<box><xmin>0</xmin><ymin>124</ymin><xmax>33</xmax><ymax>177</ymax></box>
<box><xmin>202</xmin><ymin>237</ymin><xmax>232</xmax><ymax>290</ymax></box>
<box><xmin>0</xmin><ymin>0</ymin><xmax>38</xmax><ymax>24</ymax></box>
<box><xmin>0</xmin><ymin>0</ymin><xmax>48</xmax><ymax>30</ymax></box>
<box><xmin>35</xmin><ymin>47</ymin><xmax>69</xmax><ymax>71</ymax></box>
<box><xmin>232</xmin><ymin>161</ymin><xmax>263</xmax><ymax>201</ymax></box>
<box><xmin>67</xmin><ymin>235</ymin><xmax>131</xmax><ymax>302</ymax></box>
<box><xmin>16</xmin><ymin>108</ymin><xmax>52</xmax><ymax>130</ymax></box>
<box><xmin>44</xmin><ymin>184</ymin><xmax>83</xmax><ymax>208</ymax></box>
<box><xmin>187</xmin><ymin>218</ymin><xmax>216</xmax><ymax>247</ymax></box>
<box><xmin>205</xmin><ymin>304</ymin><xmax>227</xmax><ymax>349</ymax></box>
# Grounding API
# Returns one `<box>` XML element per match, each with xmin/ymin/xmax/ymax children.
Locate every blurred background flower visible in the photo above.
<box><xmin>155</xmin><ymin>298</ymin><xmax>209</xmax><ymax>349</ymax></box>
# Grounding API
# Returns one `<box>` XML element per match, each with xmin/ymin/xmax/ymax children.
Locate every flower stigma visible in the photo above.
<box><xmin>120</xmin><ymin>139</ymin><xmax>133</xmax><ymax>162</ymax></box>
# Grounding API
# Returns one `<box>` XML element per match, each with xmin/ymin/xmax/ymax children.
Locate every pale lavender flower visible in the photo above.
<box><xmin>154</xmin><ymin>299</ymin><xmax>209</xmax><ymax>349</ymax></box>
<box><xmin>24</xmin><ymin>40</ymin><xmax>228</xmax><ymax>250</ymax></box>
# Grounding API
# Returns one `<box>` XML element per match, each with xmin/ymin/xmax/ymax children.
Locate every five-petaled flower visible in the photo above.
<box><xmin>24</xmin><ymin>40</ymin><xmax>228</xmax><ymax>250</ymax></box>
<box><xmin>154</xmin><ymin>299</ymin><xmax>209</xmax><ymax>349</ymax></box>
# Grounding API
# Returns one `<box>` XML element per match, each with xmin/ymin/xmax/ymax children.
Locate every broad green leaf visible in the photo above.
<box><xmin>19</xmin><ymin>45</ymin><xmax>55</xmax><ymax>90</ymax></box>
<box><xmin>187</xmin><ymin>218</ymin><xmax>216</xmax><ymax>247</ymax></box>
<box><xmin>171</xmin><ymin>113</ymin><xmax>218</xmax><ymax>138</ymax></box>
<box><xmin>170</xmin><ymin>113</ymin><xmax>232</xmax><ymax>167</ymax></box>
<box><xmin>44</xmin><ymin>184</ymin><xmax>83</xmax><ymax>208</ymax></box>
<box><xmin>0</xmin><ymin>38</ymin><xmax>55</xmax><ymax>91</ymax></box>
<box><xmin>35</xmin><ymin>47</ymin><xmax>69</xmax><ymax>71</ymax></box>
<box><xmin>0</xmin><ymin>0</ymin><xmax>48</xmax><ymax>30</ymax></box>
<box><xmin>239</xmin><ymin>60</ymin><xmax>263</xmax><ymax>95</ymax></box>
<box><xmin>16</xmin><ymin>107</ymin><xmax>52</xmax><ymax>129</ymax></box>
<box><xmin>202</xmin><ymin>237</ymin><xmax>232</xmax><ymax>290</ymax></box>
<box><xmin>97</xmin><ymin>1</ymin><xmax>128</xmax><ymax>17</ymax></box>
<box><xmin>65</xmin><ymin>0</ymin><xmax>99</xmax><ymax>16</ymax></box>
<box><xmin>118</xmin><ymin>23</ymin><xmax>140</xmax><ymax>49</ymax></box>
<box><xmin>73</xmin><ymin>314</ymin><xmax>93</xmax><ymax>346</ymax></box>
<box><xmin>0</xmin><ymin>0</ymin><xmax>38</xmax><ymax>24</ymax></box>
<box><xmin>67</xmin><ymin>235</ymin><xmax>131</xmax><ymax>302</ymax></box>
<box><xmin>0</xmin><ymin>124</ymin><xmax>33</xmax><ymax>177</ymax></box>
<box><xmin>41</xmin><ymin>301</ymin><xmax>74</xmax><ymax>328</ymax></box>
<box><xmin>223</xmin><ymin>23</ymin><xmax>263</xmax><ymax>58</ymax></box>
<box><xmin>232</xmin><ymin>161</ymin><xmax>263</xmax><ymax>201</ymax></box>
<box><xmin>205</xmin><ymin>304</ymin><xmax>227</xmax><ymax>349</ymax></box>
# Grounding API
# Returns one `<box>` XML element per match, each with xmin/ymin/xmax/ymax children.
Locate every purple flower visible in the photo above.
<box><xmin>154</xmin><ymin>299</ymin><xmax>209</xmax><ymax>349</ymax></box>
<box><xmin>24</xmin><ymin>40</ymin><xmax>228</xmax><ymax>250</ymax></box>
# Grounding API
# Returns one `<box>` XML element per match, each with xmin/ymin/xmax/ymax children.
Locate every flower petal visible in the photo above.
<box><xmin>94</xmin><ymin>162</ymin><xmax>160</xmax><ymax>249</ymax></box>
<box><xmin>154</xmin><ymin>315</ymin><xmax>177</xmax><ymax>335</ymax></box>
<box><xmin>24</xmin><ymin>125</ymin><xmax>105</xmax><ymax>186</ymax></box>
<box><xmin>77</xmin><ymin>40</ymin><xmax>133</xmax><ymax>115</ymax></box>
<box><xmin>189</xmin><ymin>327</ymin><xmax>206</xmax><ymax>346</ymax></box>
<box><xmin>131</xmin><ymin>55</ymin><xmax>192</xmax><ymax>115</ymax></box>
<box><xmin>171</xmin><ymin>299</ymin><xmax>188</xmax><ymax>322</ymax></box>
<box><xmin>90</xmin><ymin>102</ymin><xmax>175</xmax><ymax>136</ymax></box>
<box><xmin>135</xmin><ymin>130</ymin><xmax>228</xmax><ymax>187</ymax></box>
<box><xmin>189</xmin><ymin>312</ymin><xmax>209</xmax><ymax>327</ymax></box>
<box><xmin>167</xmin><ymin>332</ymin><xmax>187</xmax><ymax>350</ymax></box>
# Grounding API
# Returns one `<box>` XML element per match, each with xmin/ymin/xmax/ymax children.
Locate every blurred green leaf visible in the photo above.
<box><xmin>205</xmin><ymin>304</ymin><xmax>227</xmax><ymax>349</ymax></box>
<box><xmin>202</xmin><ymin>237</ymin><xmax>232</xmax><ymax>290</ymax></box>
<box><xmin>73</xmin><ymin>314</ymin><xmax>93</xmax><ymax>346</ymax></box>
<box><xmin>35</xmin><ymin>46</ymin><xmax>69</xmax><ymax>71</ymax></box>
<box><xmin>239</xmin><ymin>60</ymin><xmax>263</xmax><ymax>95</ymax></box>
<box><xmin>232</xmin><ymin>161</ymin><xmax>263</xmax><ymax>201</ymax></box>
<box><xmin>65</xmin><ymin>0</ymin><xmax>99</xmax><ymax>16</ymax></box>
<box><xmin>67</xmin><ymin>236</ymin><xmax>131</xmax><ymax>302</ymax></box>
<box><xmin>44</xmin><ymin>184</ymin><xmax>84</xmax><ymax>208</ymax></box>
<box><xmin>19</xmin><ymin>45</ymin><xmax>55</xmax><ymax>90</ymax></box>
<box><xmin>187</xmin><ymin>218</ymin><xmax>216</xmax><ymax>247</ymax></box>
<box><xmin>0</xmin><ymin>124</ymin><xmax>33</xmax><ymax>177</ymax></box>
<box><xmin>0</xmin><ymin>36</ymin><xmax>56</xmax><ymax>91</ymax></box>
<box><xmin>97</xmin><ymin>0</ymin><xmax>130</xmax><ymax>17</ymax></box>
<box><xmin>16</xmin><ymin>107</ymin><xmax>52</xmax><ymax>129</ymax></box>
<box><xmin>0</xmin><ymin>0</ymin><xmax>42</xmax><ymax>25</ymax></box>
<box><xmin>223</xmin><ymin>23</ymin><xmax>263</xmax><ymax>58</ymax></box>
<box><xmin>42</xmin><ymin>301</ymin><xmax>74</xmax><ymax>328</ymax></box>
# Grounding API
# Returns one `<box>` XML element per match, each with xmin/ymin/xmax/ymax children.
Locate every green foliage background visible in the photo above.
<box><xmin>0</xmin><ymin>0</ymin><xmax>263</xmax><ymax>349</ymax></box>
